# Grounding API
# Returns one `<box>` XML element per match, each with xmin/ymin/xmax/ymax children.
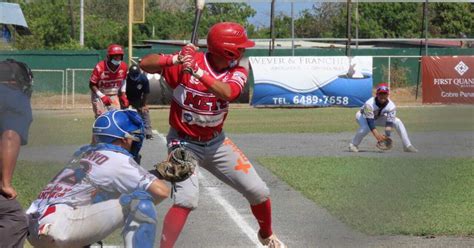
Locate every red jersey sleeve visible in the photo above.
<box><xmin>89</xmin><ymin>62</ymin><xmax>103</xmax><ymax>85</ymax></box>
<box><xmin>226</xmin><ymin>66</ymin><xmax>249</xmax><ymax>101</ymax></box>
<box><xmin>162</xmin><ymin>63</ymin><xmax>184</xmax><ymax>89</ymax></box>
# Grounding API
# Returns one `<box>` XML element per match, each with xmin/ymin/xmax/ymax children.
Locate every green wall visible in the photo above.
<box><xmin>1</xmin><ymin>47</ymin><xmax>473</xmax><ymax>94</ymax></box>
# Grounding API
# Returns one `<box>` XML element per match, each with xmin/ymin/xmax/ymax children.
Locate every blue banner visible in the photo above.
<box><xmin>250</xmin><ymin>56</ymin><xmax>373</xmax><ymax>107</ymax></box>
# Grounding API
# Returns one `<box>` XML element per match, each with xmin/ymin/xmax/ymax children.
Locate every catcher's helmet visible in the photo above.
<box><xmin>107</xmin><ymin>44</ymin><xmax>124</xmax><ymax>59</ymax></box>
<box><xmin>207</xmin><ymin>22</ymin><xmax>255</xmax><ymax>61</ymax></box>
<box><xmin>93</xmin><ymin>109</ymin><xmax>144</xmax><ymax>144</ymax></box>
<box><xmin>128</xmin><ymin>65</ymin><xmax>141</xmax><ymax>80</ymax></box>
<box><xmin>376</xmin><ymin>83</ymin><xmax>390</xmax><ymax>95</ymax></box>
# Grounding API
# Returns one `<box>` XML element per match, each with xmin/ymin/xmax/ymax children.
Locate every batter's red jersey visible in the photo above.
<box><xmin>162</xmin><ymin>52</ymin><xmax>248</xmax><ymax>140</ymax></box>
<box><xmin>89</xmin><ymin>60</ymin><xmax>128</xmax><ymax>95</ymax></box>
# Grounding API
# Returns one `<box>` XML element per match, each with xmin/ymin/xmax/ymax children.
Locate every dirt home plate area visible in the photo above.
<box><xmin>20</xmin><ymin>127</ymin><xmax>473</xmax><ymax>247</ymax></box>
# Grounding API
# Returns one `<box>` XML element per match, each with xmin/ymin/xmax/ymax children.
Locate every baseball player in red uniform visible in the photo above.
<box><xmin>140</xmin><ymin>22</ymin><xmax>286</xmax><ymax>248</ymax></box>
<box><xmin>89</xmin><ymin>44</ymin><xmax>129</xmax><ymax>118</ymax></box>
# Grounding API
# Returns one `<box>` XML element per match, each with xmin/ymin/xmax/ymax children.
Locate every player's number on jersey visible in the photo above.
<box><xmin>51</xmin><ymin>161</ymin><xmax>92</xmax><ymax>186</ymax></box>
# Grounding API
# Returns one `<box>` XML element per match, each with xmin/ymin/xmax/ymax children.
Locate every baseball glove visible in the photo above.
<box><xmin>154</xmin><ymin>147</ymin><xmax>197</xmax><ymax>183</ymax></box>
<box><xmin>376</xmin><ymin>136</ymin><xmax>393</xmax><ymax>151</ymax></box>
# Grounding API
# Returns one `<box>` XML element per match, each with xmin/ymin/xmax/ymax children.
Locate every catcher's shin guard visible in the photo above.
<box><xmin>120</xmin><ymin>190</ymin><xmax>157</xmax><ymax>248</ymax></box>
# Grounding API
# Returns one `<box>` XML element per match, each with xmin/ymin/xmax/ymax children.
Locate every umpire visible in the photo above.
<box><xmin>0</xmin><ymin>59</ymin><xmax>33</xmax><ymax>247</ymax></box>
<box><xmin>126</xmin><ymin>65</ymin><xmax>154</xmax><ymax>139</ymax></box>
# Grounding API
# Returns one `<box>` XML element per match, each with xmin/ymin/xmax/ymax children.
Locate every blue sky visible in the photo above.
<box><xmin>248</xmin><ymin>2</ymin><xmax>314</xmax><ymax>27</ymax></box>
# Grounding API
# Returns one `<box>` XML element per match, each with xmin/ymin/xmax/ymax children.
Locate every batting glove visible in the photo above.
<box><xmin>182</xmin><ymin>55</ymin><xmax>205</xmax><ymax>78</ymax></box>
<box><xmin>174</xmin><ymin>43</ymin><xmax>198</xmax><ymax>65</ymax></box>
<box><xmin>119</xmin><ymin>94</ymin><xmax>129</xmax><ymax>108</ymax></box>
<box><xmin>100</xmin><ymin>95</ymin><xmax>112</xmax><ymax>106</ymax></box>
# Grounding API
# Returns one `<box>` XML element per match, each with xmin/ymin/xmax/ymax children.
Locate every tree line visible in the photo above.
<box><xmin>9</xmin><ymin>0</ymin><xmax>473</xmax><ymax>50</ymax></box>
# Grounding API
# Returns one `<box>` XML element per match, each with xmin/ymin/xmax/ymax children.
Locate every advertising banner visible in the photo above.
<box><xmin>249</xmin><ymin>56</ymin><xmax>373</xmax><ymax>107</ymax></box>
<box><xmin>422</xmin><ymin>56</ymin><xmax>474</xmax><ymax>104</ymax></box>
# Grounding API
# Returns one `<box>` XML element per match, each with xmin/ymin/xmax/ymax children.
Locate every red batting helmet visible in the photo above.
<box><xmin>207</xmin><ymin>22</ymin><xmax>255</xmax><ymax>61</ymax></box>
<box><xmin>107</xmin><ymin>44</ymin><xmax>124</xmax><ymax>58</ymax></box>
<box><xmin>376</xmin><ymin>83</ymin><xmax>390</xmax><ymax>95</ymax></box>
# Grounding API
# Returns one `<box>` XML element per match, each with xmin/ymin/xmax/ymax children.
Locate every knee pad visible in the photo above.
<box><xmin>120</xmin><ymin>191</ymin><xmax>157</xmax><ymax>248</ymax></box>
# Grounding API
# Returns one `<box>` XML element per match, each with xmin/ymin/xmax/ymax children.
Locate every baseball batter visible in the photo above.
<box><xmin>26</xmin><ymin>110</ymin><xmax>169</xmax><ymax>248</ymax></box>
<box><xmin>89</xmin><ymin>44</ymin><xmax>129</xmax><ymax>118</ymax></box>
<box><xmin>349</xmin><ymin>83</ymin><xmax>418</xmax><ymax>152</ymax></box>
<box><xmin>140</xmin><ymin>22</ymin><xmax>286</xmax><ymax>248</ymax></box>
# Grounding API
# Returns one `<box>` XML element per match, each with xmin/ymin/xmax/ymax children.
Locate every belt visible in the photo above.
<box><xmin>177</xmin><ymin>131</ymin><xmax>220</xmax><ymax>144</ymax></box>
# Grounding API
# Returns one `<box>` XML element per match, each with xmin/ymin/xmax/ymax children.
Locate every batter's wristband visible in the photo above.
<box><xmin>157</xmin><ymin>54</ymin><xmax>179</xmax><ymax>67</ymax></box>
<box><xmin>96</xmin><ymin>91</ymin><xmax>105</xmax><ymax>98</ymax></box>
<box><xmin>198</xmin><ymin>72</ymin><xmax>215</xmax><ymax>88</ymax></box>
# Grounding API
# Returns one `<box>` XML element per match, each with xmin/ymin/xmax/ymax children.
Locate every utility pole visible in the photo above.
<box><xmin>346</xmin><ymin>0</ymin><xmax>352</xmax><ymax>57</ymax></box>
<box><xmin>269</xmin><ymin>0</ymin><xmax>276</xmax><ymax>56</ymax></box>
<box><xmin>80</xmin><ymin>0</ymin><xmax>84</xmax><ymax>46</ymax></box>
<box><xmin>68</xmin><ymin>0</ymin><xmax>75</xmax><ymax>39</ymax></box>
<box><xmin>128</xmin><ymin>0</ymin><xmax>133</xmax><ymax>65</ymax></box>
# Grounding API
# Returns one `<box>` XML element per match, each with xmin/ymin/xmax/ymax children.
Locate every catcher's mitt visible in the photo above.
<box><xmin>376</xmin><ymin>137</ymin><xmax>393</xmax><ymax>151</ymax></box>
<box><xmin>155</xmin><ymin>147</ymin><xmax>197</xmax><ymax>183</ymax></box>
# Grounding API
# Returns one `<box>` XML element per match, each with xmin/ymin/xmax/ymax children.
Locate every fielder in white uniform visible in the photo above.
<box><xmin>349</xmin><ymin>83</ymin><xmax>418</xmax><ymax>152</ymax></box>
<box><xmin>26</xmin><ymin>110</ymin><xmax>169</xmax><ymax>248</ymax></box>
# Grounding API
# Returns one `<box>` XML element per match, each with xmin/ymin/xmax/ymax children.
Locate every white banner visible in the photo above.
<box><xmin>250</xmin><ymin>56</ymin><xmax>373</xmax><ymax>107</ymax></box>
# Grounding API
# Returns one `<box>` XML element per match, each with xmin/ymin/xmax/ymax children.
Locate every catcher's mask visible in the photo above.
<box><xmin>93</xmin><ymin>109</ymin><xmax>144</xmax><ymax>157</ymax></box>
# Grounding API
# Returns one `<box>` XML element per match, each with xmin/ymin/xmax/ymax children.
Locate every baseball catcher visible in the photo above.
<box><xmin>26</xmin><ymin>110</ymin><xmax>169</xmax><ymax>248</ymax></box>
<box><xmin>154</xmin><ymin>147</ymin><xmax>197</xmax><ymax>183</ymax></box>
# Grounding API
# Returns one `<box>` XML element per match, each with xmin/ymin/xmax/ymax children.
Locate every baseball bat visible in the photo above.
<box><xmin>190</xmin><ymin>0</ymin><xmax>205</xmax><ymax>46</ymax></box>
<box><xmin>183</xmin><ymin>0</ymin><xmax>205</xmax><ymax>74</ymax></box>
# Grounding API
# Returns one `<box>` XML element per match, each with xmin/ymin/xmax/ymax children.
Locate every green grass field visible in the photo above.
<box><xmin>17</xmin><ymin>105</ymin><xmax>474</xmax><ymax>238</ymax></box>
<box><xmin>259</xmin><ymin>157</ymin><xmax>474</xmax><ymax>236</ymax></box>
<box><xmin>29</xmin><ymin>105</ymin><xmax>474</xmax><ymax>146</ymax></box>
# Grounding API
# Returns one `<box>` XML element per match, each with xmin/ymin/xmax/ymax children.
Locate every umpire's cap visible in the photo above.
<box><xmin>128</xmin><ymin>65</ymin><xmax>141</xmax><ymax>80</ymax></box>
